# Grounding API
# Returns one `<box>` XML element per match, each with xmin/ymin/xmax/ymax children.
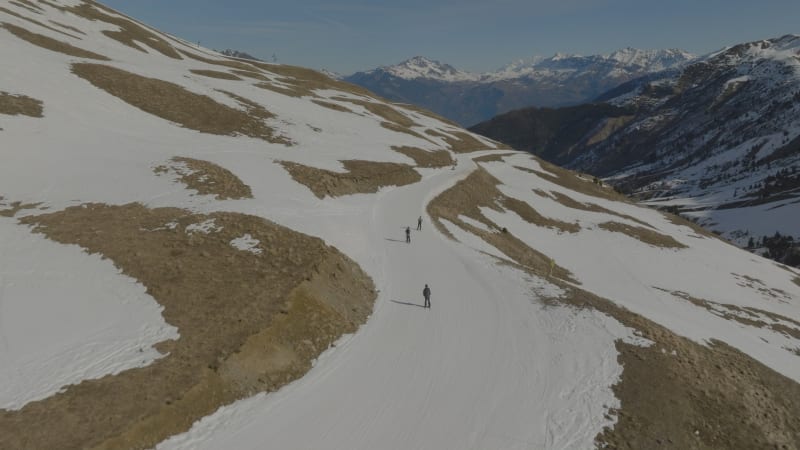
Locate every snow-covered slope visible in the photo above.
<box><xmin>343</xmin><ymin>50</ymin><xmax>694</xmax><ymax>125</ymax></box>
<box><xmin>1</xmin><ymin>2</ymin><xmax>799</xmax><ymax>449</ymax></box>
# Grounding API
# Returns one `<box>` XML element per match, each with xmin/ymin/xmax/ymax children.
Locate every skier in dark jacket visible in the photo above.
<box><xmin>406</xmin><ymin>226</ymin><xmax>411</xmax><ymax>243</ymax></box>
<box><xmin>423</xmin><ymin>284</ymin><xmax>431</xmax><ymax>308</ymax></box>
<box><xmin>417</xmin><ymin>215</ymin><xmax>423</xmax><ymax>231</ymax></box>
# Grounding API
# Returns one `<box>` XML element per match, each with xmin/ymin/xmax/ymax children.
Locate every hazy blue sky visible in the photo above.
<box><xmin>103</xmin><ymin>0</ymin><xmax>800</xmax><ymax>74</ymax></box>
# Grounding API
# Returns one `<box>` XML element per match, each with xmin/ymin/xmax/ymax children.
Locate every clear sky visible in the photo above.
<box><xmin>102</xmin><ymin>0</ymin><xmax>800</xmax><ymax>74</ymax></box>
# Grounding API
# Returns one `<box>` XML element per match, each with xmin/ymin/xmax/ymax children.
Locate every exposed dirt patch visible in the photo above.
<box><xmin>1</xmin><ymin>22</ymin><xmax>108</xmax><ymax>60</ymax></box>
<box><xmin>230</xmin><ymin>69</ymin><xmax>270</xmax><ymax>81</ymax></box>
<box><xmin>1</xmin><ymin>203</ymin><xmax>376</xmax><ymax>450</ymax></box>
<box><xmin>65</xmin><ymin>1</ymin><xmax>181</xmax><ymax>59</ymax></box>
<box><xmin>48</xmin><ymin>19</ymin><xmax>85</xmax><ymax>35</ymax></box>
<box><xmin>9</xmin><ymin>0</ymin><xmax>40</xmax><ymax>14</ymax></box>
<box><xmin>312</xmin><ymin>99</ymin><xmax>356</xmax><ymax>114</ymax></box>
<box><xmin>189</xmin><ymin>69</ymin><xmax>241</xmax><ymax>81</ymax></box>
<box><xmin>71</xmin><ymin>63</ymin><xmax>287</xmax><ymax>144</ymax></box>
<box><xmin>154</xmin><ymin>157</ymin><xmax>253</xmax><ymax>200</ymax></box>
<box><xmin>179</xmin><ymin>49</ymin><xmax>258</xmax><ymax>71</ymax></box>
<box><xmin>0</xmin><ymin>6</ymin><xmax>81</xmax><ymax>39</ymax></box>
<box><xmin>0</xmin><ymin>199</ymin><xmax>40</xmax><ymax>217</ymax></box>
<box><xmin>662</xmin><ymin>212</ymin><xmax>722</xmax><ymax>240</ymax></box>
<box><xmin>442</xmin><ymin>130</ymin><xmax>490</xmax><ymax>153</ymax></box>
<box><xmin>598</xmin><ymin>221</ymin><xmax>687</xmax><ymax>249</ymax></box>
<box><xmin>391</xmin><ymin>145</ymin><xmax>454</xmax><ymax>168</ymax></box>
<box><xmin>795</xmin><ymin>277</ymin><xmax>800</xmax><ymax>288</ymax></box>
<box><xmin>331</xmin><ymin>97</ymin><xmax>417</xmax><ymax>128</ymax></box>
<box><xmin>0</xmin><ymin>91</ymin><xmax>43</xmax><ymax>117</ymax></box>
<box><xmin>515</xmin><ymin>158</ymin><xmax>632</xmax><ymax>204</ymax></box>
<box><xmin>658</xmin><ymin>288</ymin><xmax>800</xmax><ymax>341</ymax></box>
<box><xmin>548</xmin><ymin>191</ymin><xmax>655</xmax><ymax>229</ymax></box>
<box><xmin>425</xmin><ymin>170</ymin><xmax>800</xmax><ymax>450</ymax></box>
<box><xmin>380</xmin><ymin>121</ymin><xmax>431</xmax><ymax>142</ymax></box>
<box><xmin>427</xmin><ymin>167</ymin><xmax>576</xmax><ymax>282</ymax></box>
<box><xmin>253</xmin><ymin>63</ymin><xmax>374</xmax><ymax>98</ymax></box>
<box><xmin>398</xmin><ymin>103</ymin><xmax>462</xmax><ymax>128</ymax></box>
<box><xmin>472</xmin><ymin>152</ymin><xmax>516</xmax><ymax>163</ymax></box>
<box><xmin>280</xmin><ymin>160</ymin><xmax>421</xmax><ymax>198</ymax></box>
<box><xmin>216</xmin><ymin>89</ymin><xmax>278</xmax><ymax>122</ymax></box>
<box><xmin>732</xmin><ymin>273</ymin><xmax>793</xmax><ymax>302</ymax></box>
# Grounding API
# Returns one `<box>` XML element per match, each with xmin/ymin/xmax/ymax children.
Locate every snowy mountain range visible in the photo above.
<box><xmin>1</xmin><ymin>2</ymin><xmax>799</xmax><ymax>449</ymax></box>
<box><xmin>343</xmin><ymin>49</ymin><xmax>695</xmax><ymax>125</ymax></box>
<box><xmin>471</xmin><ymin>34</ymin><xmax>800</xmax><ymax>266</ymax></box>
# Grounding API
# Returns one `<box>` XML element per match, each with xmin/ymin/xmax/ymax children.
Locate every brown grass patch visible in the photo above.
<box><xmin>794</xmin><ymin>277</ymin><xmax>800</xmax><ymax>288</ymax></box>
<box><xmin>380</xmin><ymin>121</ymin><xmax>431</xmax><ymax>142</ymax></box>
<box><xmin>1</xmin><ymin>22</ymin><xmax>108</xmax><ymax>60</ymax></box>
<box><xmin>662</xmin><ymin>212</ymin><xmax>722</xmax><ymax>240</ymax></box>
<box><xmin>72</xmin><ymin>63</ymin><xmax>287</xmax><ymax>144</ymax></box>
<box><xmin>312</xmin><ymin>99</ymin><xmax>356</xmax><ymax>114</ymax></box>
<box><xmin>280</xmin><ymin>160</ymin><xmax>421</xmax><ymax>198</ymax></box>
<box><xmin>65</xmin><ymin>1</ymin><xmax>181</xmax><ymax>59</ymax></box>
<box><xmin>1</xmin><ymin>203</ymin><xmax>375</xmax><ymax>450</ymax></box>
<box><xmin>9</xmin><ymin>0</ymin><xmax>40</xmax><ymax>14</ymax></box>
<box><xmin>328</xmin><ymin>96</ymin><xmax>417</xmax><ymax>128</ymax></box>
<box><xmin>230</xmin><ymin>69</ymin><xmax>270</xmax><ymax>81</ymax></box>
<box><xmin>661</xmin><ymin>289</ymin><xmax>800</xmax><ymax>340</ymax></box>
<box><xmin>0</xmin><ymin>200</ymin><xmax>40</xmax><ymax>217</ymax></box>
<box><xmin>189</xmin><ymin>69</ymin><xmax>242</xmax><ymax>80</ymax></box>
<box><xmin>154</xmin><ymin>157</ymin><xmax>253</xmax><ymax>200</ymax></box>
<box><xmin>598</xmin><ymin>221</ymin><xmax>687</xmax><ymax>249</ymax></box>
<box><xmin>391</xmin><ymin>146</ymin><xmax>454</xmax><ymax>168</ymax></box>
<box><xmin>0</xmin><ymin>6</ymin><xmax>81</xmax><ymax>39</ymax></box>
<box><xmin>528</xmin><ymin>282</ymin><xmax>800</xmax><ymax>450</ymax></box>
<box><xmin>472</xmin><ymin>152</ymin><xmax>516</xmax><ymax>163</ymax></box>
<box><xmin>48</xmin><ymin>19</ymin><xmax>85</xmax><ymax>35</ymax></box>
<box><xmin>0</xmin><ymin>91</ymin><xmax>43</xmax><ymax>117</ymax></box>
<box><xmin>514</xmin><ymin>159</ymin><xmax>633</xmax><ymax>204</ymax></box>
<box><xmin>399</xmin><ymin>103</ymin><xmax>462</xmax><ymax>127</ymax></box>
<box><xmin>253</xmin><ymin>63</ymin><xmax>374</xmax><ymax>98</ymax></box>
<box><xmin>442</xmin><ymin>130</ymin><xmax>490</xmax><ymax>153</ymax></box>
<box><xmin>427</xmin><ymin>167</ymin><xmax>576</xmax><ymax>281</ymax></box>
<box><xmin>179</xmin><ymin>49</ymin><xmax>258</xmax><ymax>71</ymax></box>
<box><xmin>548</xmin><ymin>191</ymin><xmax>656</xmax><ymax>228</ymax></box>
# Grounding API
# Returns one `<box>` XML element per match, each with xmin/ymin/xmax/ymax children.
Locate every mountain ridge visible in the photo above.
<box><xmin>344</xmin><ymin>49</ymin><xmax>694</xmax><ymax>125</ymax></box>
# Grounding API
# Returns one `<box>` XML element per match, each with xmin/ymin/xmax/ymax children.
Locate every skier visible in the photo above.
<box><xmin>417</xmin><ymin>215</ymin><xmax>423</xmax><ymax>231</ymax></box>
<box><xmin>423</xmin><ymin>284</ymin><xmax>431</xmax><ymax>308</ymax></box>
<box><xmin>406</xmin><ymin>226</ymin><xmax>411</xmax><ymax>243</ymax></box>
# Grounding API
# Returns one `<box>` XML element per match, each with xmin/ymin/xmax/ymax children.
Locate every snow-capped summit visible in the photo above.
<box><xmin>375</xmin><ymin>56</ymin><xmax>479</xmax><ymax>82</ymax></box>
<box><xmin>346</xmin><ymin>49</ymin><xmax>694</xmax><ymax>125</ymax></box>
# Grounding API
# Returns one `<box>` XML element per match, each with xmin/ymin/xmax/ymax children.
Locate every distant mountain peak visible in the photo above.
<box><xmin>376</xmin><ymin>56</ymin><xmax>478</xmax><ymax>82</ymax></box>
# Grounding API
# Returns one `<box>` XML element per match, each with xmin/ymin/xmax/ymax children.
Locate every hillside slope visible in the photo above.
<box><xmin>0</xmin><ymin>2</ymin><xmax>799</xmax><ymax>449</ymax></box>
<box><xmin>471</xmin><ymin>35</ymin><xmax>800</xmax><ymax>265</ymax></box>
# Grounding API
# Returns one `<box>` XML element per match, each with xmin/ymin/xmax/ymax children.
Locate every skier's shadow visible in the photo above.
<box><xmin>390</xmin><ymin>299</ymin><xmax>426</xmax><ymax>308</ymax></box>
<box><xmin>385</xmin><ymin>238</ymin><xmax>406</xmax><ymax>243</ymax></box>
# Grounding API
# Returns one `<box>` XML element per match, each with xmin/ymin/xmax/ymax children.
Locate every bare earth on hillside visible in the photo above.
<box><xmin>0</xmin><ymin>91</ymin><xmax>43</xmax><ymax>117</ymax></box>
<box><xmin>598</xmin><ymin>221</ymin><xmax>687</xmax><ymax>249</ymax></box>
<box><xmin>189</xmin><ymin>69</ymin><xmax>242</xmax><ymax>81</ymax></box>
<box><xmin>1</xmin><ymin>22</ymin><xmax>108</xmax><ymax>60</ymax></box>
<box><xmin>391</xmin><ymin>145</ymin><xmax>454</xmax><ymax>168</ymax></box>
<box><xmin>154</xmin><ymin>157</ymin><xmax>253</xmax><ymax>200</ymax></box>
<box><xmin>71</xmin><ymin>63</ymin><xmax>289</xmax><ymax>144</ymax></box>
<box><xmin>280</xmin><ymin>160</ymin><xmax>422</xmax><ymax>198</ymax></box>
<box><xmin>0</xmin><ymin>203</ymin><xmax>375</xmax><ymax>450</ymax></box>
<box><xmin>427</xmin><ymin>168</ymin><xmax>800</xmax><ymax>450</ymax></box>
<box><xmin>427</xmin><ymin>167</ymin><xmax>576</xmax><ymax>281</ymax></box>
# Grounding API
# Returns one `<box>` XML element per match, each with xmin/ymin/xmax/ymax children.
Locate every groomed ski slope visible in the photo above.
<box><xmin>158</xmin><ymin>153</ymin><xmax>645</xmax><ymax>450</ymax></box>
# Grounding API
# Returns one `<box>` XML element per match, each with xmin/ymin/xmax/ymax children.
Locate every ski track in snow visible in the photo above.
<box><xmin>157</xmin><ymin>155</ymin><xmax>637</xmax><ymax>450</ymax></box>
